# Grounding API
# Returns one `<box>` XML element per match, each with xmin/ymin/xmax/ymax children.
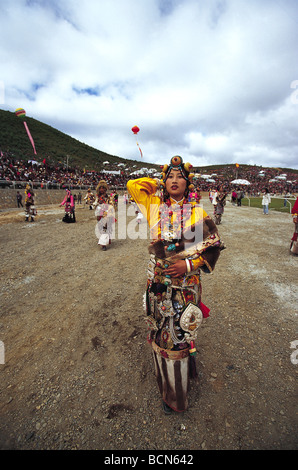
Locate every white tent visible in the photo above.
<box><xmin>130</xmin><ymin>169</ymin><xmax>147</xmax><ymax>175</ymax></box>
<box><xmin>231</xmin><ymin>179</ymin><xmax>251</xmax><ymax>185</ymax></box>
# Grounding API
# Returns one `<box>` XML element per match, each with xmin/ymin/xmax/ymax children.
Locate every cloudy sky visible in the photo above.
<box><xmin>0</xmin><ymin>0</ymin><xmax>297</xmax><ymax>169</ymax></box>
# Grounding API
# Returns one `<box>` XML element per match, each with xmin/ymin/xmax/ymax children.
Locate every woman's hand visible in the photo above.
<box><xmin>164</xmin><ymin>260</ymin><xmax>187</xmax><ymax>278</ymax></box>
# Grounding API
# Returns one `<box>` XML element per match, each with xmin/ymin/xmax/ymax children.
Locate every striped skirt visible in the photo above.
<box><xmin>151</xmin><ymin>340</ymin><xmax>190</xmax><ymax>412</ymax></box>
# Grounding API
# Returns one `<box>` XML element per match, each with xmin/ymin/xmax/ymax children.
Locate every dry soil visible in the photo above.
<box><xmin>0</xmin><ymin>196</ymin><xmax>297</xmax><ymax>451</ymax></box>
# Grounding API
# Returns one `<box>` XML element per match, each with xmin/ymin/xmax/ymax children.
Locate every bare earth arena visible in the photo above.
<box><xmin>0</xmin><ymin>191</ymin><xmax>297</xmax><ymax>450</ymax></box>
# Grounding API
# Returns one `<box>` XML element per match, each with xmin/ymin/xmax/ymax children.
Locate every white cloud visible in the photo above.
<box><xmin>0</xmin><ymin>0</ymin><xmax>297</xmax><ymax>168</ymax></box>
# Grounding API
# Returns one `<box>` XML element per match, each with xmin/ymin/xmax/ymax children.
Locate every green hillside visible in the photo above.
<box><xmin>0</xmin><ymin>109</ymin><xmax>145</xmax><ymax>170</ymax></box>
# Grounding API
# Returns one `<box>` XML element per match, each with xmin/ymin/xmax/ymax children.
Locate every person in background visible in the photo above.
<box><xmin>94</xmin><ymin>180</ymin><xmax>115</xmax><ymax>251</ymax></box>
<box><xmin>231</xmin><ymin>190</ymin><xmax>237</xmax><ymax>205</ymax></box>
<box><xmin>214</xmin><ymin>186</ymin><xmax>226</xmax><ymax>225</ymax></box>
<box><xmin>209</xmin><ymin>189</ymin><xmax>215</xmax><ymax>203</ymax></box>
<box><xmin>84</xmin><ymin>188</ymin><xmax>95</xmax><ymax>209</ymax></box>
<box><xmin>262</xmin><ymin>188</ymin><xmax>271</xmax><ymax>215</ymax></box>
<box><xmin>16</xmin><ymin>191</ymin><xmax>23</xmax><ymax>208</ymax></box>
<box><xmin>290</xmin><ymin>196</ymin><xmax>298</xmax><ymax>255</ymax></box>
<box><xmin>24</xmin><ymin>183</ymin><xmax>36</xmax><ymax>222</ymax></box>
<box><xmin>60</xmin><ymin>189</ymin><xmax>76</xmax><ymax>223</ymax></box>
<box><xmin>236</xmin><ymin>188</ymin><xmax>243</xmax><ymax>206</ymax></box>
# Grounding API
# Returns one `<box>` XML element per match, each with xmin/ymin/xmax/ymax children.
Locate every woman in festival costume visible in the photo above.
<box><xmin>24</xmin><ymin>183</ymin><xmax>37</xmax><ymax>222</ymax></box>
<box><xmin>290</xmin><ymin>196</ymin><xmax>298</xmax><ymax>255</ymax></box>
<box><xmin>60</xmin><ymin>189</ymin><xmax>76</xmax><ymax>223</ymax></box>
<box><xmin>94</xmin><ymin>180</ymin><xmax>116</xmax><ymax>251</ymax></box>
<box><xmin>127</xmin><ymin>156</ymin><xmax>223</xmax><ymax>414</ymax></box>
<box><xmin>214</xmin><ymin>186</ymin><xmax>226</xmax><ymax>225</ymax></box>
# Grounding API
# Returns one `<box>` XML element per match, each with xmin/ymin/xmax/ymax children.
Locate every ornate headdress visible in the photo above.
<box><xmin>159</xmin><ymin>156</ymin><xmax>195</xmax><ymax>199</ymax></box>
<box><xmin>96</xmin><ymin>180</ymin><xmax>108</xmax><ymax>193</ymax></box>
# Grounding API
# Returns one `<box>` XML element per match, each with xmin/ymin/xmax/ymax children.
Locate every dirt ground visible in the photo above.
<box><xmin>0</xmin><ymin>195</ymin><xmax>297</xmax><ymax>451</ymax></box>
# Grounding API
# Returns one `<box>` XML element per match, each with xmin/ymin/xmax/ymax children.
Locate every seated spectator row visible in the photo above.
<box><xmin>1</xmin><ymin>149</ymin><xmax>297</xmax><ymax>195</ymax></box>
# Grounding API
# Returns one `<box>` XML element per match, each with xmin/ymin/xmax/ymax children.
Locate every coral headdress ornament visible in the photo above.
<box><xmin>160</xmin><ymin>156</ymin><xmax>195</xmax><ymax>191</ymax></box>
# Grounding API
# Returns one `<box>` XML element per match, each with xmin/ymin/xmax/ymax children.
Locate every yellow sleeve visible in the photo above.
<box><xmin>194</xmin><ymin>205</ymin><xmax>208</xmax><ymax>223</ymax></box>
<box><xmin>191</xmin><ymin>256</ymin><xmax>205</xmax><ymax>270</ymax></box>
<box><xmin>127</xmin><ymin>178</ymin><xmax>160</xmax><ymax>227</ymax></box>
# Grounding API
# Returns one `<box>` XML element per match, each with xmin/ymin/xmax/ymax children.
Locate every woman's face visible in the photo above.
<box><xmin>165</xmin><ymin>169</ymin><xmax>187</xmax><ymax>200</ymax></box>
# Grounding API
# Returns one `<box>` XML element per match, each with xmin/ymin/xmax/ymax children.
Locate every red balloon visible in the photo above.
<box><xmin>131</xmin><ymin>125</ymin><xmax>140</xmax><ymax>134</ymax></box>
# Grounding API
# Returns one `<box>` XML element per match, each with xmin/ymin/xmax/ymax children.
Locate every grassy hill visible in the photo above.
<box><xmin>0</xmin><ymin>109</ymin><xmax>147</xmax><ymax>171</ymax></box>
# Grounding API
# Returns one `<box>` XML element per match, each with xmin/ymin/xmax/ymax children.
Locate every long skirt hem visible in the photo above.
<box><xmin>151</xmin><ymin>340</ymin><xmax>191</xmax><ymax>412</ymax></box>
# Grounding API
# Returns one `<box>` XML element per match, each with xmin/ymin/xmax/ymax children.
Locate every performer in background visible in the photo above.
<box><xmin>214</xmin><ymin>186</ymin><xmax>226</xmax><ymax>225</ymax></box>
<box><xmin>94</xmin><ymin>180</ymin><xmax>115</xmax><ymax>251</ymax></box>
<box><xmin>24</xmin><ymin>183</ymin><xmax>36</xmax><ymax>222</ymax></box>
<box><xmin>60</xmin><ymin>189</ymin><xmax>76</xmax><ymax>223</ymax></box>
<box><xmin>290</xmin><ymin>196</ymin><xmax>298</xmax><ymax>255</ymax></box>
<box><xmin>127</xmin><ymin>156</ymin><xmax>223</xmax><ymax>414</ymax></box>
<box><xmin>84</xmin><ymin>188</ymin><xmax>95</xmax><ymax>209</ymax></box>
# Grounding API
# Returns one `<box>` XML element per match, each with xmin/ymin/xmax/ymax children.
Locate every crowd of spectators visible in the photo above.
<box><xmin>1</xmin><ymin>149</ymin><xmax>297</xmax><ymax>196</ymax></box>
<box><xmin>190</xmin><ymin>164</ymin><xmax>297</xmax><ymax>196</ymax></box>
<box><xmin>0</xmin><ymin>150</ymin><xmax>129</xmax><ymax>189</ymax></box>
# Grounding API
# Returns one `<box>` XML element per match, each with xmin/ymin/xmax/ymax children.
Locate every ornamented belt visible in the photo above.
<box><xmin>151</xmin><ymin>339</ymin><xmax>190</xmax><ymax>361</ymax></box>
<box><xmin>147</xmin><ymin>254</ymin><xmax>200</xmax><ymax>287</ymax></box>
